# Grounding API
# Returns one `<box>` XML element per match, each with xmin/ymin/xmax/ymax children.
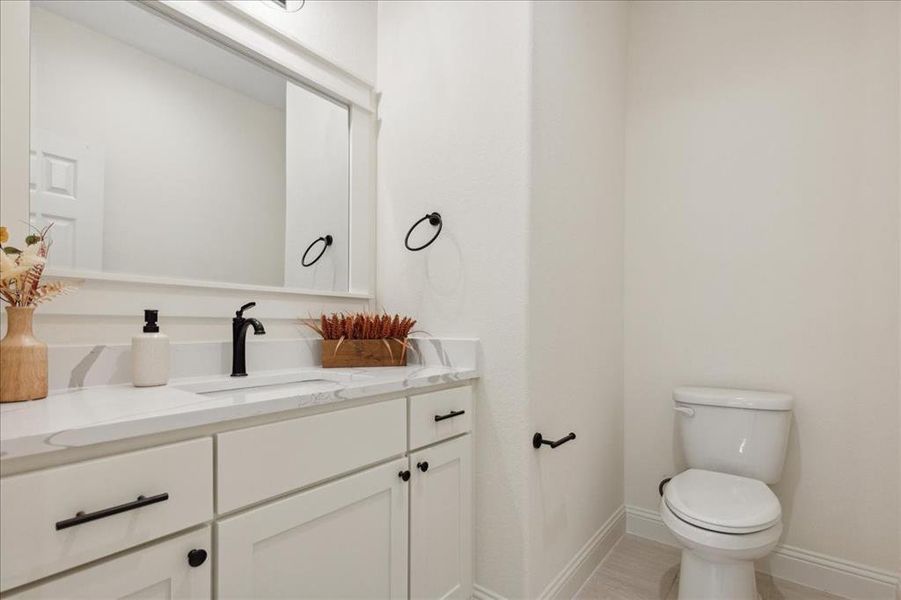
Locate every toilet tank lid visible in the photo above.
<box><xmin>673</xmin><ymin>387</ymin><xmax>793</xmax><ymax>411</ymax></box>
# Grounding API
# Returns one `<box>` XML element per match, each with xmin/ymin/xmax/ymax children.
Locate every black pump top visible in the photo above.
<box><xmin>143</xmin><ymin>309</ymin><xmax>160</xmax><ymax>333</ymax></box>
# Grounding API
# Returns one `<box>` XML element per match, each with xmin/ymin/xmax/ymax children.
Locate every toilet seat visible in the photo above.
<box><xmin>664</xmin><ymin>469</ymin><xmax>781</xmax><ymax>534</ymax></box>
<box><xmin>660</xmin><ymin>499</ymin><xmax>782</xmax><ymax>559</ymax></box>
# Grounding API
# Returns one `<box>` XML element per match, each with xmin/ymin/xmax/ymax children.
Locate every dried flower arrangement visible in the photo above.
<box><xmin>1</xmin><ymin>223</ymin><xmax>75</xmax><ymax>402</ymax></box>
<box><xmin>0</xmin><ymin>224</ymin><xmax>75</xmax><ymax>307</ymax></box>
<box><xmin>306</xmin><ymin>312</ymin><xmax>417</xmax><ymax>341</ymax></box>
<box><xmin>302</xmin><ymin>312</ymin><xmax>418</xmax><ymax>368</ymax></box>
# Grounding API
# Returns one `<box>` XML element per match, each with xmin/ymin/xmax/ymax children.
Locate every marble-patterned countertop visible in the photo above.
<box><xmin>0</xmin><ymin>365</ymin><xmax>478</xmax><ymax>461</ymax></box>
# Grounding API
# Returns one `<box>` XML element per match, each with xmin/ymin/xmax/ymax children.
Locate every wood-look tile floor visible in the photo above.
<box><xmin>574</xmin><ymin>535</ymin><xmax>846</xmax><ymax>600</ymax></box>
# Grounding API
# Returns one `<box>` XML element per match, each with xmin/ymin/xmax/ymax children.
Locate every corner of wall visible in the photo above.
<box><xmin>526</xmin><ymin>0</ymin><xmax>629</xmax><ymax>596</ymax></box>
<box><xmin>0</xmin><ymin>0</ymin><xmax>30</xmax><ymax>245</ymax></box>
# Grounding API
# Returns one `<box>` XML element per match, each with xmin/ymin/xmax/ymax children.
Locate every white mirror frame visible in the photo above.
<box><xmin>1</xmin><ymin>0</ymin><xmax>376</xmax><ymax>320</ymax></box>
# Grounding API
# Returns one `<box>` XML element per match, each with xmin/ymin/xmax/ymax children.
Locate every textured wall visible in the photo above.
<box><xmin>378</xmin><ymin>2</ymin><xmax>630</xmax><ymax>595</ymax></box>
<box><xmin>528</xmin><ymin>1</ymin><xmax>627</xmax><ymax>595</ymax></box>
<box><xmin>377</xmin><ymin>2</ymin><xmax>534</xmax><ymax>595</ymax></box>
<box><xmin>624</xmin><ymin>0</ymin><xmax>900</xmax><ymax>570</ymax></box>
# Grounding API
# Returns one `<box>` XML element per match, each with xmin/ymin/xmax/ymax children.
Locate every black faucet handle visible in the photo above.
<box><xmin>236</xmin><ymin>302</ymin><xmax>256</xmax><ymax>317</ymax></box>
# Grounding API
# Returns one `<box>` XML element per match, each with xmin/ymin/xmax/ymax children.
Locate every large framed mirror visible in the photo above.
<box><xmin>28</xmin><ymin>0</ymin><xmax>370</xmax><ymax>297</ymax></box>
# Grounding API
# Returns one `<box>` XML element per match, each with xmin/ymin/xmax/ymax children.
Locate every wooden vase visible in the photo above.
<box><xmin>0</xmin><ymin>306</ymin><xmax>48</xmax><ymax>402</ymax></box>
<box><xmin>321</xmin><ymin>339</ymin><xmax>408</xmax><ymax>368</ymax></box>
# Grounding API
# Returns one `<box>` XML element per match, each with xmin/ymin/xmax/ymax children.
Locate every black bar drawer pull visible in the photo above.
<box><xmin>55</xmin><ymin>493</ymin><xmax>170</xmax><ymax>531</ymax></box>
<box><xmin>434</xmin><ymin>409</ymin><xmax>465</xmax><ymax>422</ymax></box>
<box><xmin>532</xmin><ymin>432</ymin><xmax>576</xmax><ymax>449</ymax></box>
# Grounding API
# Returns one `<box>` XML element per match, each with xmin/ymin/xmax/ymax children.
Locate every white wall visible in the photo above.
<box><xmin>0</xmin><ymin>0</ymin><xmax>30</xmax><ymax>247</ymax></box>
<box><xmin>624</xmin><ymin>0</ymin><xmax>900</xmax><ymax>571</ymax></box>
<box><xmin>378</xmin><ymin>1</ymin><xmax>629</xmax><ymax>596</ymax></box>
<box><xmin>31</xmin><ymin>8</ymin><xmax>286</xmax><ymax>286</ymax></box>
<box><xmin>528</xmin><ymin>1</ymin><xmax>626</xmax><ymax>595</ymax></box>
<box><xmin>377</xmin><ymin>1</ymin><xmax>534</xmax><ymax>596</ymax></box>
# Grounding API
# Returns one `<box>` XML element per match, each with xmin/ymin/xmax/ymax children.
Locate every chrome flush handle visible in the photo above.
<box><xmin>673</xmin><ymin>405</ymin><xmax>695</xmax><ymax>417</ymax></box>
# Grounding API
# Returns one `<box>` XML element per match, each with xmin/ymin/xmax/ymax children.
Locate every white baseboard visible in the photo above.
<box><xmin>472</xmin><ymin>506</ymin><xmax>626</xmax><ymax>600</ymax></box>
<box><xmin>472</xmin><ymin>583</ymin><xmax>507</xmax><ymax>600</ymax></box>
<box><xmin>625</xmin><ymin>505</ymin><xmax>900</xmax><ymax>600</ymax></box>
<box><xmin>539</xmin><ymin>506</ymin><xmax>626</xmax><ymax>600</ymax></box>
<box><xmin>625</xmin><ymin>504</ymin><xmax>678</xmax><ymax>546</ymax></box>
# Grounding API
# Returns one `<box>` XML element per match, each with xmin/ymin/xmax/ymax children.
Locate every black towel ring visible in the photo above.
<box><xmin>301</xmin><ymin>235</ymin><xmax>332</xmax><ymax>267</ymax></box>
<box><xmin>405</xmin><ymin>212</ymin><xmax>442</xmax><ymax>251</ymax></box>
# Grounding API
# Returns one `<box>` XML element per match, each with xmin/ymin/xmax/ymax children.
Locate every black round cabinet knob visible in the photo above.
<box><xmin>417</xmin><ymin>461</ymin><xmax>429</xmax><ymax>472</ymax></box>
<box><xmin>398</xmin><ymin>470</ymin><xmax>411</xmax><ymax>482</ymax></box>
<box><xmin>187</xmin><ymin>549</ymin><xmax>208</xmax><ymax>568</ymax></box>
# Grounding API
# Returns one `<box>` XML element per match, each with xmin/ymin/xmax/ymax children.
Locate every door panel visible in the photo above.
<box><xmin>216</xmin><ymin>458</ymin><xmax>408</xmax><ymax>599</ymax></box>
<box><xmin>29</xmin><ymin>128</ymin><xmax>104</xmax><ymax>270</ymax></box>
<box><xmin>410</xmin><ymin>435</ymin><xmax>473</xmax><ymax>600</ymax></box>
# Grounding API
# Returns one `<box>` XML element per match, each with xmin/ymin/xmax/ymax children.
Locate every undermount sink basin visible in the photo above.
<box><xmin>198</xmin><ymin>379</ymin><xmax>342</xmax><ymax>401</ymax></box>
<box><xmin>174</xmin><ymin>369</ymin><xmax>371</xmax><ymax>395</ymax></box>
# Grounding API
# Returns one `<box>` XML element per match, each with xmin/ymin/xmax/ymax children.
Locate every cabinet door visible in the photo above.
<box><xmin>410</xmin><ymin>435</ymin><xmax>473</xmax><ymax>600</ymax></box>
<box><xmin>5</xmin><ymin>527</ymin><xmax>211</xmax><ymax>599</ymax></box>
<box><xmin>217</xmin><ymin>458</ymin><xmax>409</xmax><ymax>599</ymax></box>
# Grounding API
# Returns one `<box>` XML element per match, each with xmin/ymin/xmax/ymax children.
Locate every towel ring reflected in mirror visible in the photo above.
<box><xmin>301</xmin><ymin>235</ymin><xmax>333</xmax><ymax>267</ymax></box>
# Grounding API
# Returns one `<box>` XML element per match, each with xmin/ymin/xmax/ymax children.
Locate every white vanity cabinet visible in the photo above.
<box><xmin>0</xmin><ymin>385</ymin><xmax>474</xmax><ymax>600</ymax></box>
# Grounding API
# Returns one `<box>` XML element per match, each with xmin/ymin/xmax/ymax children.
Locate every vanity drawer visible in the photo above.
<box><xmin>0</xmin><ymin>438</ymin><xmax>213</xmax><ymax>592</ymax></box>
<box><xmin>4</xmin><ymin>527</ymin><xmax>212</xmax><ymax>599</ymax></box>
<box><xmin>409</xmin><ymin>386</ymin><xmax>473</xmax><ymax>450</ymax></box>
<box><xmin>217</xmin><ymin>398</ymin><xmax>406</xmax><ymax>513</ymax></box>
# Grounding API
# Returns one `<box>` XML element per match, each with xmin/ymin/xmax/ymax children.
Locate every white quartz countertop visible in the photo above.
<box><xmin>0</xmin><ymin>365</ymin><xmax>478</xmax><ymax>461</ymax></box>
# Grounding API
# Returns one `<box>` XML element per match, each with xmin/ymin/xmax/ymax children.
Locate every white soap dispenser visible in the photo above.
<box><xmin>132</xmin><ymin>309</ymin><xmax>170</xmax><ymax>387</ymax></box>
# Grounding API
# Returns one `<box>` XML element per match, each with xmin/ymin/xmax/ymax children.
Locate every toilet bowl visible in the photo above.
<box><xmin>664</xmin><ymin>387</ymin><xmax>793</xmax><ymax>600</ymax></box>
<box><xmin>661</xmin><ymin>469</ymin><xmax>782</xmax><ymax>599</ymax></box>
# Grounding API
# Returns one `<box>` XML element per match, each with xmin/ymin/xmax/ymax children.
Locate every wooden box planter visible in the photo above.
<box><xmin>321</xmin><ymin>339</ymin><xmax>408</xmax><ymax>368</ymax></box>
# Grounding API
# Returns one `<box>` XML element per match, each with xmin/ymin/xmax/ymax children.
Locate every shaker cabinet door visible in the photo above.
<box><xmin>216</xmin><ymin>458</ymin><xmax>409</xmax><ymax>599</ymax></box>
<box><xmin>4</xmin><ymin>528</ymin><xmax>211</xmax><ymax>600</ymax></box>
<box><xmin>410</xmin><ymin>435</ymin><xmax>473</xmax><ymax>600</ymax></box>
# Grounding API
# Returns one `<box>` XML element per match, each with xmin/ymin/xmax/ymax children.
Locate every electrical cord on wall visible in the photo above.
<box><xmin>658</xmin><ymin>477</ymin><xmax>672</xmax><ymax>497</ymax></box>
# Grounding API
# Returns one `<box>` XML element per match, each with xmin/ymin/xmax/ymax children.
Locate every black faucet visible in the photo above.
<box><xmin>231</xmin><ymin>302</ymin><xmax>266</xmax><ymax>377</ymax></box>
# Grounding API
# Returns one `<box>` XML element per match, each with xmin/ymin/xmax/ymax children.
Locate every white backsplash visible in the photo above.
<box><xmin>46</xmin><ymin>337</ymin><xmax>479</xmax><ymax>392</ymax></box>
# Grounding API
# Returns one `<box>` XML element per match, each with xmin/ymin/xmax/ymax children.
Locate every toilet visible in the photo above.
<box><xmin>661</xmin><ymin>387</ymin><xmax>793</xmax><ymax>600</ymax></box>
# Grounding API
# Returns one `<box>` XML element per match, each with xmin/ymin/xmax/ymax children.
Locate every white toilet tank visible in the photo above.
<box><xmin>674</xmin><ymin>387</ymin><xmax>793</xmax><ymax>483</ymax></box>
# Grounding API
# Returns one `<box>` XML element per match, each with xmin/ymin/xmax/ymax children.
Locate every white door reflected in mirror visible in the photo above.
<box><xmin>29</xmin><ymin>129</ymin><xmax>105</xmax><ymax>271</ymax></box>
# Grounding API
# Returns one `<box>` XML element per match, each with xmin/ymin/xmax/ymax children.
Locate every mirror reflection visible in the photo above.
<box><xmin>29</xmin><ymin>0</ymin><xmax>350</xmax><ymax>291</ymax></box>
